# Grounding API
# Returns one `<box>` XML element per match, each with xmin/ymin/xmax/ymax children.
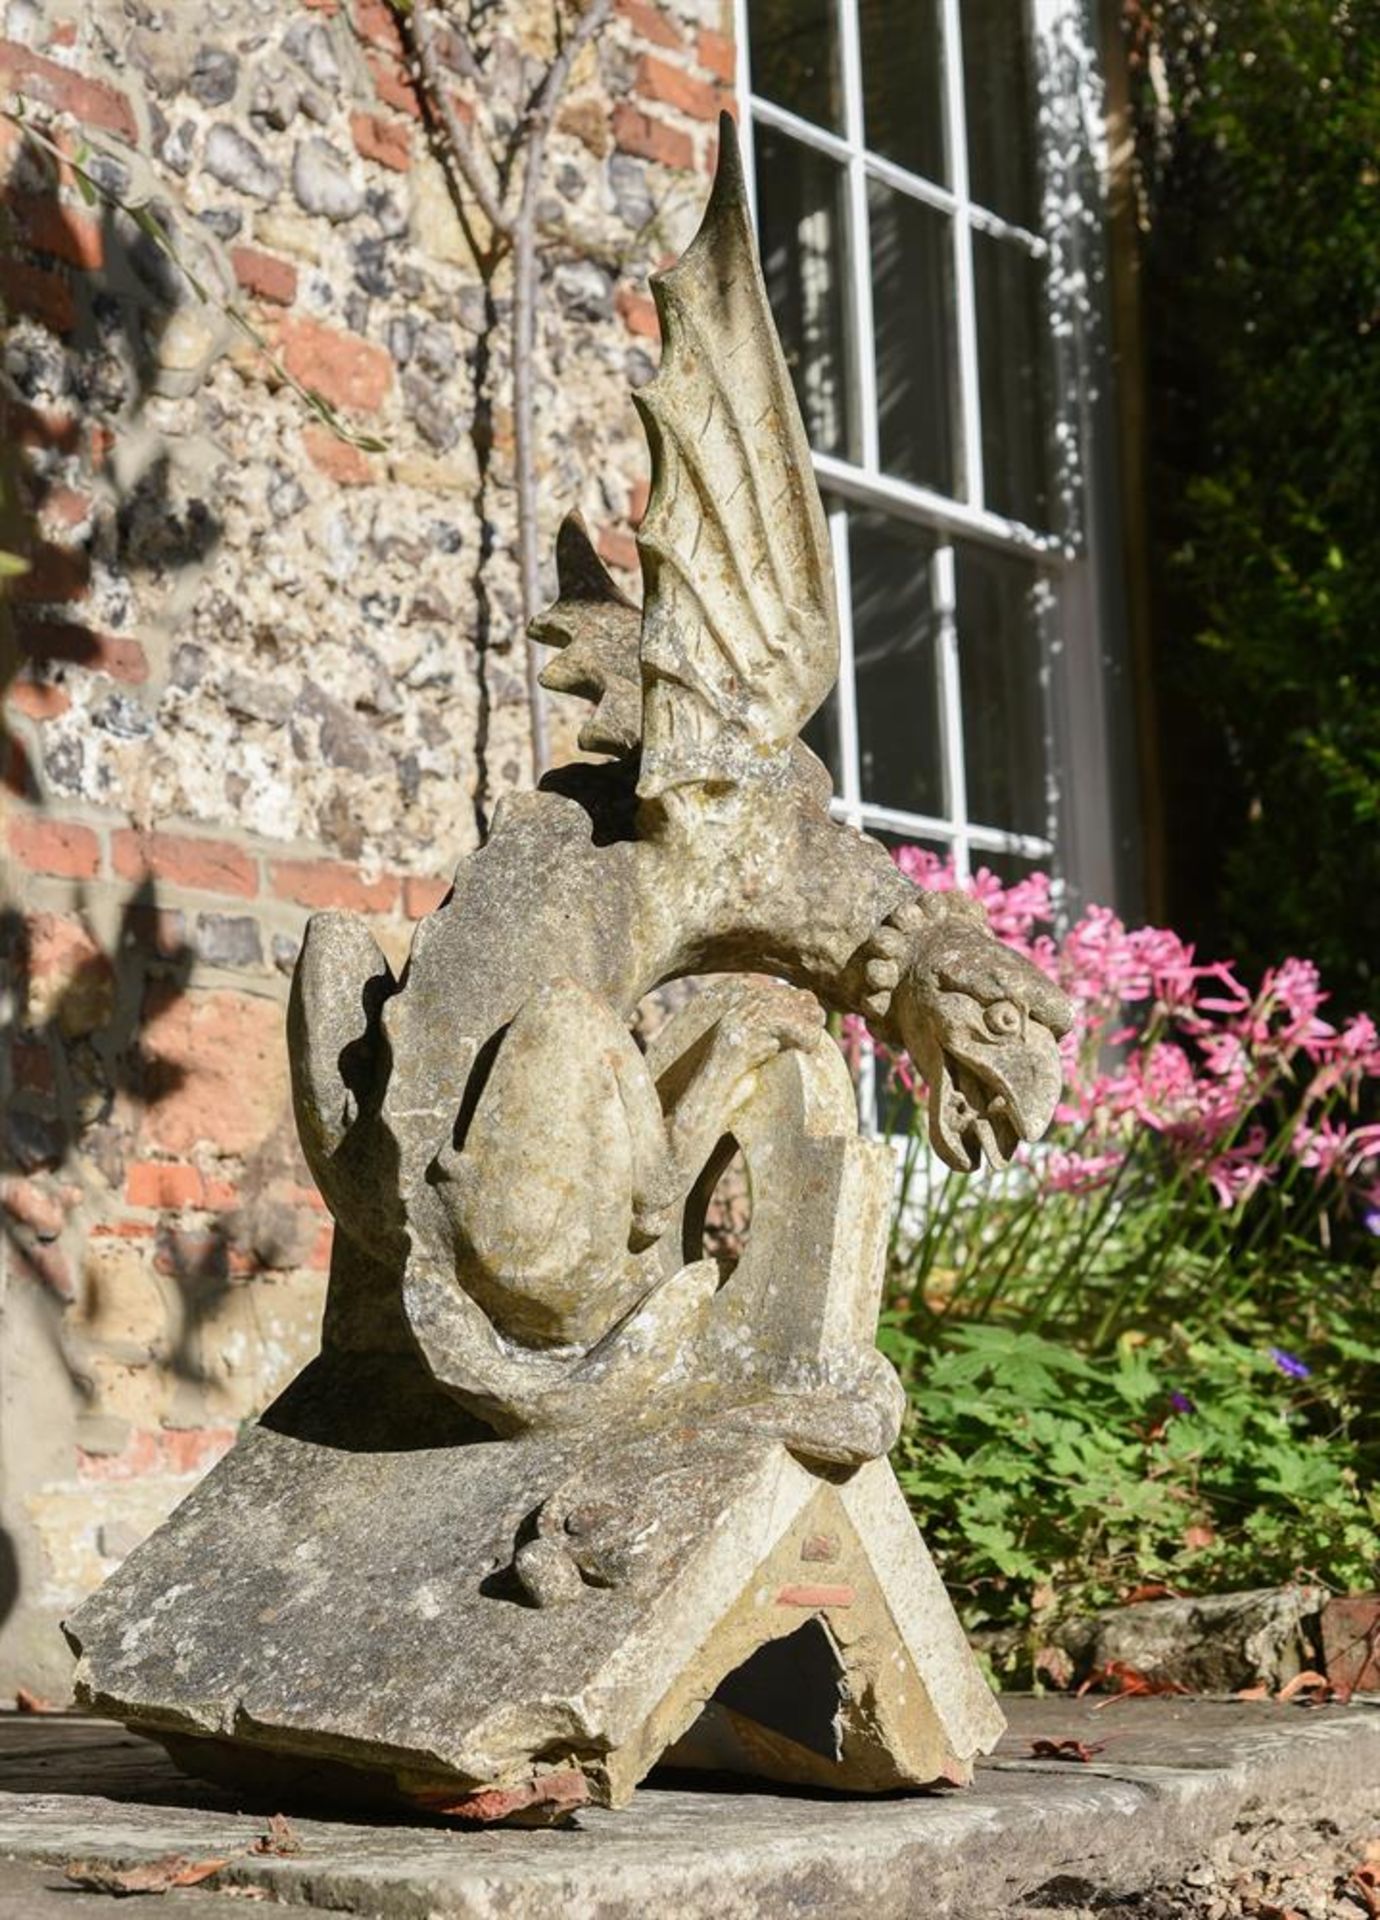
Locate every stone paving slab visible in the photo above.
<box><xmin>0</xmin><ymin>1700</ymin><xmax>1376</xmax><ymax>1918</ymax></box>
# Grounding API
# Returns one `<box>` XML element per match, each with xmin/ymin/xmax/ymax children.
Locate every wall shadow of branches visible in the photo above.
<box><xmin>1</xmin><ymin>118</ymin><xmax>243</xmax><ymax>1640</ymax></box>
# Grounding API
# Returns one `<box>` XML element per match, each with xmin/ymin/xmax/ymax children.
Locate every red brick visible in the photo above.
<box><xmin>775</xmin><ymin>1583</ymin><xmax>856</xmax><ymax>1609</ymax></box>
<box><xmin>350</xmin><ymin>109</ymin><xmax>412</xmax><ymax>172</ymax></box>
<box><xmin>354</xmin><ymin>0</ymin><xmax>405</xmax><ymax>54</ymax></box>
<box><xmin>615</xmin><ymin>285</ymin><xmax>659</xmax><ymax>340</ymax></box>
<box><xmin>89</xmin><ymin>1219</ymin><xmax>155</xmax><ymax>1239</ymax></box>
<box><xmin>628</xmin><ymin>476</ymin><xmax>650</xmax><ymax>526</ymax></box>
<box><xmin>596</xmin><ymin>525</ymin><xmax>639</xmax><ymax>574</ymax></box>
<box><xmin>1</xmin><ymin>1175</ymin><xmax>66</xmax><ymax>1239</ymax></box>
<box><xmin>6</xmin><ymin>679</ymin><xmax>70</xmax><ymax>721</ymax></box>
<box><xmin>637</xmin><ymin>52</ymin><xmax>720</xmax><ymax>122</ymax></box>
<box><xmin>15</xmin><ymin>616</ymin><xmax>149</xmax><ymax>684</ymax></box>
<box><xmin>403</xmin><ymin>874</ymin><xmax>450</xmax><ymax>918</ymax></box>
<box><xmin>8</xmin><ymin>541</ymin><xmax>89</xmax><ymax>603</ymax></box>
<box><xmin>9</xmin><ymin>190</ymin><xmax>104</xmax><ymax>269</ymax></box>
<box><xmin>274</xmin><ymin>316</ymin><xmax>393</xmax><ymax>414</ymax></box>
<box><xmin>0</xmin><ymin>42</ymin><xmax>137</xmax><ymax>142</ymax></box>
<box><xmin>7</xmin><ymin>814</ymin><xmax>100</xmax><ymax>878</ymax></box>
<box><xmin>35</xmin><ymin>485</ymin><xmax>92</xmax><ymax>530</ymax></box>
<box><xmin>269</xmin><ymin>857</ymin><xmax>398</xmax><ymax>915</ymax></box>
<box><xmin>125</xmin><ymin>1161</ymin><xmax>205</xmax><ymax>1209</ymax></box>
<box><xmin>77</xmin><ymin>1427</ymin><xmax>237</xmax><ymax>1482</ymax></box>
<box><xmin>365</xmin><ymin>49</ymin><xmax>422</xmax><ymax>119</ymax></box>
<box><xmin>230</xmin><ymin>243</ymin><xmax>297</xmax><ymax>307</ymax></box>
<box><xmin>8</xmin><ymin>402</ymin><xmax>79</xmax><ymax>452</ymax></box>
<box><xmin>697</xmin><ymin>28</ymin><xmax>735</xmax><ymax>82</ymax></box>
<box><xmin>137</xmin><ymin>986</ymin><xmax>288</xmax><ymax>1155</ymax></box>
<box><xmin>303</xmin><ymin>0</ymin><xmax>338</xmax><ymax>10</ymax></box>
<box><xmin>302</xmin><ymin>421</ymin><xmax>376</xmax><ymax>485</ymax></box>
<box><xmin>611</xmin><ymin>102</ymin><xmax>694</xmax><ymax>171</ymax></box>
<box><xmin>616</xmin><ymin>0</ymin><xmax>682</xmax><ymax>49</ymax></box>
<box><xmin>24</xmin><ymin>909</ymin><xmax>115</xmax><ymax>1033</ymax></box>
<box><xmin>0</xmin><ymin>256</ymin><xmax>74</xmax><ymax>333</ymax></box>
<box><xmin>306</xmin><ymin>1220</ymin><xmax>334</xmax><ymax>1270</ymax></box>
<box><xmin>112</xmin><ymin>829</ymin><xmax>258</xmax><ymax>899</ymax></box>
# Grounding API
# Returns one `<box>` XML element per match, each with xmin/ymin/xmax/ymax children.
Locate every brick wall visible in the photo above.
<box><xmin>0</xmin><ymin>0</ymin><xmax>733</xmax><ymax>1698</ymax></box>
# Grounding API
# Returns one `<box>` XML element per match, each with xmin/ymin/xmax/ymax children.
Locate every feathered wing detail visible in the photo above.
<box><xmin>634</xmin><ymin>113</ymin><xmax>839</xmax><ymax>799</ymax></box>
<box><xmin>532</xmin><ymin>512</ymin><xmax>642</xmax><ymax>757</ymax></box>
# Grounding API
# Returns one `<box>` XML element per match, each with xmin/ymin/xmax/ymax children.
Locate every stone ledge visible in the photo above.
<box><xmin>0</xmin><ymin>1699</ymin><xmax>1377</xmax><ymax>1916</ymax></box>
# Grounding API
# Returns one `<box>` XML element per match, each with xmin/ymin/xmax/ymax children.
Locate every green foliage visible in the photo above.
<box><xmin>1133</xmin><ymin>2</ymin><xmax>1380</xmax><ymax>1002</ymax></box>
<box><xmin>883</xmin><ymin>1316</ymin><xmax>1380</xmax><ymax>1659</ymax></box>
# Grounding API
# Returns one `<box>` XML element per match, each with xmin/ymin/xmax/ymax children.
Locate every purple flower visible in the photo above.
<box><xmin>1363</xmin><ymin>1205</ymin><xmax>1380</xmax><ymax>1238</ymax></box>
<box><xmin>1170</xmin><ymin>1391</ymin><xmax>1195</xmax><ymax>1414</ymax></box>
<box><xmin>1268</xmin><ymin>1346</ymin><xmax>1311</xmax><ymax>1381</ymax></box>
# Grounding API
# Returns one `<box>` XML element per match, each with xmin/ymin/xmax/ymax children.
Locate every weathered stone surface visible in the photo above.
<box><xmin>68</xmin><ymin>119</ymin><xmax>1069</xmax><ymax>1817</ymax></box>
<box><xmin>0</xmin><ymin>1704</ymin><xmax>1378</xmax><ymax>1918</ymax></box>
<box><xmin>1055</xmin><ymin>1586</ymin><xmax>1326</xmax><ymax>1694</ymax></box>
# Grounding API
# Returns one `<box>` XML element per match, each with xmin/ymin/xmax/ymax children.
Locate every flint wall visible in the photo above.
<box><xmin>0</xmin><ymin>0</ymin><xmax>728</xmax><ymax>1696</ymax></box>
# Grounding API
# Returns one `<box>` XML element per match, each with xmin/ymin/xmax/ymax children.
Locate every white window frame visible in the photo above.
<box><xmin>732</xmin><ymin>0</ymin><xmax>1139</xmax><ymax>912</ymax></box>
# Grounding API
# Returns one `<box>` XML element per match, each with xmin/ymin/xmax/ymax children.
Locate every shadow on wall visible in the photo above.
<box><xmin>0</xmin><ymin>121</ymin><xmax>263</xmax><ymax>1647</ymax></box>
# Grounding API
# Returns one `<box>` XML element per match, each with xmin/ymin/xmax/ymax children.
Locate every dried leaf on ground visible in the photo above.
<box><xmin>251</xmin><ymin>1813</ymin><xmax>301</xmax><ymax>1856</ymax></box>
<box><xmin>1275</xmin><ymin>1669</ymin><xmax>1333</xmax><ymax>1704</ymax></box>
<box><xmin>1029</xmin><ymin>1737</ymin><xmax>1106</xmax><ymax>1763</ymax></box>
<box><xmin>14</xmin><ymin>1686</ymin><xmax>57</xmax><ymax>1713</ymax></box>
<box><xmin>1078</xmin><ymin>1660</ymin><xmax>1192</xmax><ymax>1705</ymax></box>
<box><xmin>1233</xmin><ymin>1683</ymin><xmax>1272</xmax><ymax>1701</ymax></box>
<box><xmin>65</xmin><ymin>1853</ymin><xmax>229</xmax><ymax>1896</ymax></box>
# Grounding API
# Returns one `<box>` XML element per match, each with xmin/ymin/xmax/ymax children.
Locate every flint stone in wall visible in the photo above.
<box><xmin>293</xmin><ymin>138</ymin><xmax>365</xmax><ymax>223</ymax></box>
<box><xmin>555</xmin><ymin>260</ymin><xmax>614</xmax><ymax>322</ymax></box>
<box><xmin>190</xmin><ymin>47</ymin><xmax>240</xmax><ymax>107</ymax></box>
<box><xmin>204</xmin><ymin>125</ymin><xmax>282</xmax><ymax>201</ymax></box>
<box><xmin>250</xmin><ymin>66</ymin><xmax>301</xmax><ymax>132</ymax></box>
<box><xmin>195</xmin><ymin>914</ymin><xmax>264</xmax><ymax>970</ymax></box>
<box><xmin>224</xmin><ymin>672</ymin><xmax>293</xmax><ymax>727</ymax></box>
<box><xmin>283</xmin><ymin>18</ymin><xmax>342</xmax><ymax>90</ymax></box>
<box><xmin>292</xmin><ymin>682</ymin><xmax>379</xmax><ymax>774</ymax></box>
<box><xmin>608</xmin><ymin>152</ymin><xmax>654</xmax><ymax>231</ymax></box>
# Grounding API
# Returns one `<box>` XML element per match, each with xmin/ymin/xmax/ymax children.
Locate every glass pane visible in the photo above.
<box><xmin>850</xmin><ymin>511</ymin><xmax>943</xmax><ymax>817</ymax></box>
<box><xmin>748</xmin><ymin>0</ymin><xmax>843</xmax><ymax>134</ymax></box>
<box><xmin>859</xmin><ymin>0</ymin><xmax>946</xmax><ymax>186</ymax></box>
<box><xmin>955</xmin><ymin>542</ymin><xmax>1048</xmax><ymax>837</ymax></box>
<box><xmin>756</xmin><ymin>128</ymin><xmax>854</xmax><ymax>459</ymax></box>
<box><xmin>969</xmin><ymin>847</ymin><xmax>1045</xmax><ymax>888</ymax></box>
<box><xmin>869</xmin><ymin>181</ymin><xmax>959</xmax><ymax>494</ymax></box>
<box><xmin>974</xmin><ymin>233</ymin><xmax>1051</xmax><ymax>528</ymax></box>
<box><xmin>960</xmin><ymin>0</ymin><xmax>1040</xmax><ymax>230</ymax></box>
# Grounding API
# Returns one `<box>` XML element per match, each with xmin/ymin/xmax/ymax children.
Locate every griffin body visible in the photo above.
<box><xmin>287</xmin><ymin>121</ymin><xmax>1071</xmax><ymax>1463</ymax></box>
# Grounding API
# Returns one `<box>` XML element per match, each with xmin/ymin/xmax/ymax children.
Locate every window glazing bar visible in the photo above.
<box><xmin>810</xmin><ymin>450</ymin><xmax>1064</xmax><ymax>557</ymax></box>
<box><xmin>939</xmin><ymin>0</ymin><xmax>985</xmax><ymax>510</ymax></box>
<box><xmin>835</xmin><ymin>0</ymin><xmax>879</xmax><ymax>471</ymax></box>
<box><xmin>932</xmin><ymin>544</ymin><xmax>972</xmax><ymax>879</ymax></box>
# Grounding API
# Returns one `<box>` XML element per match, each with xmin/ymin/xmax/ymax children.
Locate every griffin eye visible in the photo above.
<box><xmin>985</xmin><ymin>1000</ymin><xmax>1021</xmax><ymax>1037</ymax></box>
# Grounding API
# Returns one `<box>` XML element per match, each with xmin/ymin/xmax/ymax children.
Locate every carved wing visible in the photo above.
<box><xmin>634</xmin><ymin>113</ymin><xmax>839</xmax><ymax>799</ymax></box>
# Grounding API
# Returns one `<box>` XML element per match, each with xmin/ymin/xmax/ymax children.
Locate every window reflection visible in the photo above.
<box><xmin>851</xmin><ymin>511</ymin><xmax>943</xmax><ymax>817</ymax></box>
<box><xmin>748</xmin><ymin>0</ymin><xmax>844</xmax><ymax>134</ymax></box>
<box><xmin>961</xmin><ymin>0</ymin><xmax>1040</xmax><ymax>229</ymax></box>
<box><xmin>955</xmin><ymin>542</ymin><xmax>1049</xmax><ymax>837</ymax></box>
<box><xmin>859</xmin><ymin>0</ymin><xmax>947</xmax><ymax>186</ymax></box>
<box><xmin>756</xmin><ymin>127</ymin><xmax>853</xmax><ymax>459</ymax></box>
<box><xmin>974</xmin><ymin>233</ymin><xmax>1051</xmax><ymax>527</ymax></box>
<box><xmin>869</xmin><ymin>181</ymin><xmax>959</xmax><ymax>495</ymax></box>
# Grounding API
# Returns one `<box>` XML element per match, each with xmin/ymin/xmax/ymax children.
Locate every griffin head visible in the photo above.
<box><xmin>891</xmin><ymin>910</ymin><xmax>1074</xmax><ymax>1173</ymax></box>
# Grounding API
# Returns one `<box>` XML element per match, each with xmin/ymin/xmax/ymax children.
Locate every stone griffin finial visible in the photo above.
<box><xmin>67</xmin><ymin>117</ymin><xmax>1070</xmax><ymax>1819</ymax></box>
<box><xmin>282</xmin><ymin>113</ymin><xmax>1072</xmax><ymax>1462</ymax></box>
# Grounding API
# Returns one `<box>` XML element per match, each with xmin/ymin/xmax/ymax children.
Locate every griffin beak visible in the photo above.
<box><xmin>925</xmin><ymin>1021</ymin><xmax>1064</xmax><ymax>1173</ymax></box>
